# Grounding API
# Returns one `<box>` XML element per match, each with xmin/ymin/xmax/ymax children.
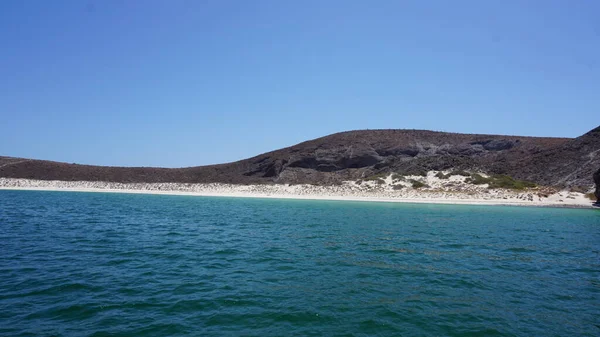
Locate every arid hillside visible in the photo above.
<box><xmin>1</xmin><ymin>126</ymin><xmax>598</xmax><ymax>189</ymax></box>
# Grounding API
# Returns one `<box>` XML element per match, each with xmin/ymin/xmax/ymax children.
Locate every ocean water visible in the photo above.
<box><xmin>0</xmin><ymin>190</ymin><xmax>599</xmax><ymax>337</ymax></box>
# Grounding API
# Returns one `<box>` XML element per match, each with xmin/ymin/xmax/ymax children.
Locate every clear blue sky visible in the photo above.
<box><xmin>1</xmin><ymin>1</ymin><xmax>598</xmax><ymax>167</ymax></box>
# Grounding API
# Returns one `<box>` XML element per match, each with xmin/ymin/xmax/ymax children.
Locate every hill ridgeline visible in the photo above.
<box><xmin>1</xmin><ymin>126</ymin><xmax>599</xmax><ymax>190</ymax></box>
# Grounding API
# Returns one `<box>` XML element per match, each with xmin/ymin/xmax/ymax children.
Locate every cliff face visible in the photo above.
<box><xmin>1</xmin><ymin>126</ymin><xmax>599</xmax><ymax>188</ymax></box>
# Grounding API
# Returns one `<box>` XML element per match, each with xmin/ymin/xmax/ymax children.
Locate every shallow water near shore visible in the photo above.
<box><xmin>1</xmin><ymin>190</ymin><xmax>599</xmax><ymax>336</ymax></box>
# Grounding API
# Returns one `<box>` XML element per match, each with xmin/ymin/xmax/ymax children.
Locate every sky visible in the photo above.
<box><xmin>1</xmin><ymin>1</ymin><xmax>599</xmax><ymax>167</ymax></box>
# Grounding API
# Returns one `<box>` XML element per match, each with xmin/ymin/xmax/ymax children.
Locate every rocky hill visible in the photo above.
<box><xmin>513</xmin><ymin>126</ymin><xmax>600</xmax><ymax>189</ymax></box>
<box><xmin>1</xmin><ymin>126</ymin><xmax>599</xmax><ymax>189</ymax></box>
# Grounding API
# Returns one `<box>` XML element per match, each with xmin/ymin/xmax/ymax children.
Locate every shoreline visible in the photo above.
<box><xmin>1</xmin><ymin>178</ymin><xmax>597</xmax><ymax>209</ymax></box>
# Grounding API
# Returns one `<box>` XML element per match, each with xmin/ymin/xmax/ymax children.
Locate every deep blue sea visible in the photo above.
<box><xmin>0</xmin><ymin>190</ymin><xmax>599</xmax><ymax>336</ymax></box>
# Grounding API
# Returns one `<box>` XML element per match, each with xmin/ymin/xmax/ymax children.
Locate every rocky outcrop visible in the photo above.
<box><xmin>594</xmin><ymin>168</ymin><xmax>600</xmax><ymax>204</ymax></box>
<box><xmin>514</xmin><ymin>126</ymin><xmax>600</xmax><ymax>189</ymax></box>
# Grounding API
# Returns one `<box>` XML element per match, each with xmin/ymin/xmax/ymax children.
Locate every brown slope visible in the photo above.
<box><xmin>1</xmin><ymin>129</ymin><xmax>576</xmax><ymax>186</ymax></box>
<box><xmin>240</xmin><ymin>129</ymin><xmax>571</xmax><ymax>185</ymax></box>
<box><xmin>0</xmin><ymin>156</ymin><xmax>254</xmax><ymax>184</ymax></box>
<box><xmin>512</xmin><ymin>126</ymin><xmax>600</xmax><ymax>189</ymax></box>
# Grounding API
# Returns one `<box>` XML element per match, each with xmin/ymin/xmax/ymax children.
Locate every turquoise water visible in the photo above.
<box><xmin>0</xmin><ymin>190</ymin><xmax>599</xmax><ymax>336</ymax></box>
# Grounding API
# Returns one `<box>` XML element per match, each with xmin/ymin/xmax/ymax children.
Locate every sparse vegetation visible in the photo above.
<box><xmin>435</xmin><ymin>170</ymin><xmax>471</xmax><ymax>179</ymax></box>
<box><xmin>393</xmin><ymin>185</ymin><xmax>404</xmax><ymax>190</ymax></box>
<box><xmin>364</xmin><ymin>173</ymin><xmax>387</xmax><ymax>181</ymax></box>
<box><xmin>409</xmin><ymin>179</ymin><xmax>428</xmax><ymax>188</ymax></box>
<box><xmin>465</xmin><ymin>173</ymin><xmax>536</xmax><ymax>190</ymax></box>
<box><xmin>449</xmin><ymin>170</ymin><xmax>471</xmax><ymax>177</ymax></box>
<box><xmin>392</xmin><ymin>173</ymin><xmax>405</xmax><ymax>181</ymax></box>
<box><xmin>363</xmin><ymin>173</ymin><xmax>387</xmax><ymax>185</ymax></box>
<box><xmin>399</xmin><ymin>170</ymin><xmax>427</xmax><ymax>177</ymax></box>
<box><xmin>489</xmin><ymin>175</ymin><xmax>536</xmax><ymax>189</ymax></box>
<box><xmin>467</xmin><ymin>173</ymin><xmax>489</xmax><ymax>185</ymax></box>
<box><xmin>570</xmin><ymin>186</ymin><xmax>589</xmax><ymax>193</ymax></box>
<box><xmin>414</xmin><ymin>170</ymin><xmax>428</xmax><ymax>177</ymax></box>
<box><xmin>585</xmin><ymin>192</ymin><xmax>597</xmax><ymax>201</ymax></box>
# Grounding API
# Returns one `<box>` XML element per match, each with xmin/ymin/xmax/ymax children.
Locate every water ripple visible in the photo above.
<box><xmin>1</xmin><ymin>190</ymin><xmax>599</xmax><ymax>336</ymax></box>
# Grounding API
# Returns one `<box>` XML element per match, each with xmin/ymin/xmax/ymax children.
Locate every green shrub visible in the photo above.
<box><xmin>409</xmin><ymin>179</ymin><xmax>428</xmax><ymax>188</ymax></box>
<box><xmin>467</xmin><ymin>173</ymin><xmax>489</xmax><ymax>185</ymax></box>
<box><xmin>585</xmin><ymin>192</ymin><xmax>597</xmax><ymax>201</ymax></box>
<box><xmin>449</xmin><ymin>170</ymin><xmax>471</xmax><ymax>177</ymax></box>
<box><xmin>488</xmin><ymin>175</ymin><xmax>536</xmax><ymax>189</ymax></box>
<box><xmin>393</xmin><ymin>185</ymin><xmax>404</xmax><ymax>190</ymax></box>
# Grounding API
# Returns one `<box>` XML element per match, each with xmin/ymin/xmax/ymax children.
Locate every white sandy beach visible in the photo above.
<box><xmin>1</xmin><ymin>172</ymin><xmax>596</xmax><ymax>209</ymax></box>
